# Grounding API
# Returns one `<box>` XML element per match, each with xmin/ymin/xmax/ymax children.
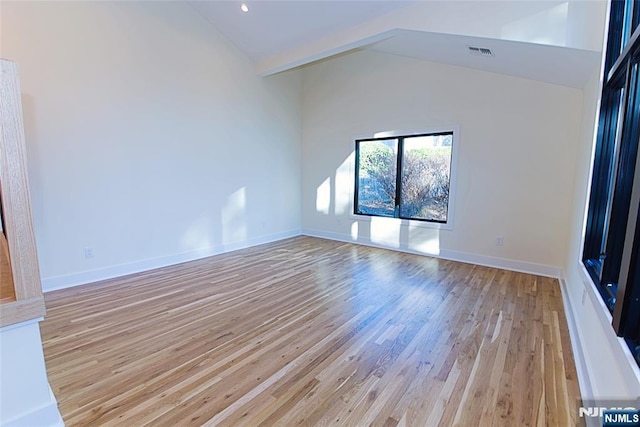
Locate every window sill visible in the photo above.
<box><xmin>579</xmin><ymin>262</ymin><xmax>614</xmax><ymax>323</ymax></box>
<box><xmin>579</xmin><ymin>262</ymin><xmax>640</xmax><ymax>375</ymax></box>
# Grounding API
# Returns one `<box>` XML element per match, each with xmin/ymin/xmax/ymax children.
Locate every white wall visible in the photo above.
<box><xmin>0</xmin><ymin>1</ymin><xmax>302</xmax><ymax>291</ymax></box>
<box><xmin>0</xmin><ymin>320</ymin><xmax>63</xmax><ymax>426</ymax></box>
<box><xmin>301</xmin><ymin>49</ymin><xmax>583</xmax><ymax>275</ymax></box>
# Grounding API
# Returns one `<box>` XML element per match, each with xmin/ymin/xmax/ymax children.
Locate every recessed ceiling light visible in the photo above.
<box><xmin>241</xmin><ymin>3</ymin><xmax>249</xmax><ymax>13</ymax></box>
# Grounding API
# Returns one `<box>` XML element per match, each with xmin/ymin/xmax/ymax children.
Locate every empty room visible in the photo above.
<box><xmin>1</xmin><ymin>0</ymin><xmax>639</xmax><ymax>426</ymax></box>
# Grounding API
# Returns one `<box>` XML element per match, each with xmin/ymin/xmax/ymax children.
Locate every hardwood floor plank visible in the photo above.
<box><xmin>40</xmin><ymin>236</ymin><xmax>583</xmax><ymax>426</ymax></box>
<box><xmin>0</xmin><ymin>231</ymin><xmax>16</xmax><ymax>303</ymax></box>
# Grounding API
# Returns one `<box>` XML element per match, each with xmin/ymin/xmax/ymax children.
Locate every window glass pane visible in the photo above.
<box><xmin>630</xmin><ymin>337</ymin><xmax>640</xmax><ymax>366</ymax></box>
<box><xmin>622</xmin><ymin>0</ymin><xmax>636</xmax><ymax>51</ymax></box>
<box><xmin>399</xmin><ymin>134</ymin><xmax>452</xmax><ymax>221</ymax></box>
<box><xmin>600</xmin><ymin>90</ymin><xmax>626</xmax><ymax>261</ymax></box>
<box><xmin>356</xmin><ymin>139</ymin><xmax>398</xmax><ymax>217</ymax></box>
<box><xmin>584</xmin><ymin>87</ymin><xmax>625</xmax><ymax>295</ymax></box>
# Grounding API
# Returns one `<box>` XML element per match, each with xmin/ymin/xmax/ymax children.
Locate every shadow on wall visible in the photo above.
<box><xmin>315</xmin><ymin>151</ymin><xmax>442</xmax><ymax>256</ymax></box>
<box><xmin>501</xmin><ymin>2</ymin><xmax>569</xmax><ymax>46</ymax></box>
<box><xmin>180</xmin><ymin>186</ymin><xmax>248</xmax><ymax>254</ymax></box>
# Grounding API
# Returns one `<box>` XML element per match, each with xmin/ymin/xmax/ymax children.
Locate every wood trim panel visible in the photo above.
<box><xmin>0</xmin><ymin>296</ymin><xmax>46</xmax><ymax>328</ymax></box>
<box><xmin>0</xmin><ymin>59</ymin><xmax>45</xmax><ymax>326</ymax></box>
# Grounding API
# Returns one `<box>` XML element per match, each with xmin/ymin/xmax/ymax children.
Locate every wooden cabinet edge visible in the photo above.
<box><xmin>0</xmin><ymin>296</ymin><xmax>46</xmax><ymax>328</ymax></box>
<box><xmin>0</xmin><ymin>59</ymin><xmax>46</xmax><ymax>325</ymax></box>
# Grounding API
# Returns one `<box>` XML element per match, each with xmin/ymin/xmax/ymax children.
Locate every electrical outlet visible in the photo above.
<box><xmin>495</xmin><ymin>236</ymin><xmax>504</xmax><ymax>246</ymax></box>
<box><xmin>84</xmin><ymin>247</ymin><xmax>94</xmax><ymax>259</ymax></box>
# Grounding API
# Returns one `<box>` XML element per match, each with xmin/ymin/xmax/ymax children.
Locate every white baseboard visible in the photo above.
<box><xmin>42</xmin><ymin>229</ymin><xmax>302</xmax><ymax>293</ymax></box>
<box><xmin>558</xmin><ymin>277</ymin><xmax>594</xmax><ymax>401</ymax></box>
<box><xmin>43</xmin><ymin>228</ymin><xmax>563</xmax><ymax>293</ymax></box>
<box><xmin>2</xmin><ymin>386</ymin><xmax>64</xmax><ymax>427</ymax></box>
<box><xmin>439</xmin><ymin>248</ymin><xmax>563</xmax><ymax>278</ymax></box>
<box><xmin>302</xmin><ymin>228</ymin><xmax>563</xmax><ymax>278</ymax></box>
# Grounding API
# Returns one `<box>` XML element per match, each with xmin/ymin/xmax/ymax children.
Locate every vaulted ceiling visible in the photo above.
<box><xmin>190</xmin><ymin>0</ymin><xmax>607</xmax><ymax>88</ymax></box>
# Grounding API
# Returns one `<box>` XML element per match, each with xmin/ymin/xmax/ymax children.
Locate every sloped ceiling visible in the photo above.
<box><xmin>368</xmin><ymin>30</ymin><xmax>601</xmax><ymax>88</ymax></box>
<box><xmin>189</xmin><ymin>0</ymin><xmax>607</xmax><ymax>88</ymax></box>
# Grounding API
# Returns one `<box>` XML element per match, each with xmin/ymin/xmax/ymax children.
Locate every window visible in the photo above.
<box><xmin>354</xmin><ymin>131</ymin><xmax>455</xmax><ymax>225</ymax></box>
<box><xmin>582</xmin><ymin>0</ymin><xmax>640</xmax><ymax>366</ymax></box>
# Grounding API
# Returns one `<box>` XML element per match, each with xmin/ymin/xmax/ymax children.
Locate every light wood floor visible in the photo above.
<box><xmin>41</xmin><ymin>236</ymin><xmax>582</xmax><ymax>426</ymax></box>
<box><xmin>0</xmin><ymin>231</ymin><xmax>16</xmax><ymax>303</ymax></box>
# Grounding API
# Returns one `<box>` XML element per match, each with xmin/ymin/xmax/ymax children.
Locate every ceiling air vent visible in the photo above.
<box><xmin>467</xmin><ymin>46</ymin><xmax>494</xmax><ymax>57</ymax></box>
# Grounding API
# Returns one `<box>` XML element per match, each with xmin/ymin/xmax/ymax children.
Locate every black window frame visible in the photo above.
<box><xmin>353</xmin><ymin>131</ymin><xmax>455</xmax><ymax>225</ymax></box>
<box><xmin>582</xmin><ymin>0</ymin><xmax>640</xmax><ymax>366</ymax></box>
